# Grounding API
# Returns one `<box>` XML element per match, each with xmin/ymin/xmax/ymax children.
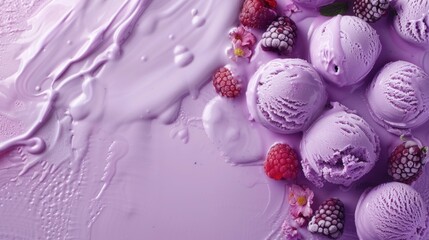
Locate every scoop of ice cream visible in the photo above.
<box><xmin>291</xmin><ymin>0</ymin><xmax>335</xmax><ymax>8</ymax></box>
<box><xmin>309</xmin><ymin>15</ymin><xmax>381</xmax><ymax>87</ymax></box>
<box><xmin>355</xmin><ymin>182</ymin><xmax>429</xmax><ymax>240</ymax></box>
<box><xmin>367</xmin><ymin>61</ymin><xmax>429</xmax><ymax>131</ymax></box>
<box><xmin>246</xmin><ymin>58</ymin><xmax>327</xmax><ymax>134</ymax></box>
<box><xmin>300</xmin><ymin>103</ymin><xmax>380</xmax><ymax>187</ymax></box>
<box><xmin>393</xmin><ymin>0</ymin><xmax>429</xmax><ymax>49</ymax></box>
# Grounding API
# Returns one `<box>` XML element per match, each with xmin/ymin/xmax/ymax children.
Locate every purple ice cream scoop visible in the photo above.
<box><xmin>393</xmin><ymin>0</ymin><xmax>429</xmax><ymax>49</ymax></box>
<box><xmin>300</xmin><ymin>103</ymin><xmax>380</xmax><ymax>188</ymax></box>
<box><xmin>367</xmin><ymin>61</ymin><xmax>429</xmax><ymax>132</ymax></box>
<box><xmin>355</xmin><ymin>182</ymin><xmax>429</xmax><ymax>240</ymax></box>
<box><xmin>309</xmin><ymin>15</ymin><xmax>381</xmax><ymax>87</ymax></box>
<box><xmin>246</xmin><ymin>58</ymin><xmax>327</xmax><ymax>134</ymax></box>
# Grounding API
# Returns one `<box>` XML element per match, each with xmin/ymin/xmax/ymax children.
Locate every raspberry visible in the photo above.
<box><xmin>264</xmin><ymin>143</ymin><xmax>299</xmax><ymax>180</ymax></box>
<box><xmin>353</xmin><ymin>0</ymin><xmax>390</xmax><ymax>23</ymax></box>
<box><xmin>308</xmin><ymin>198</ymin><xmax>345</xmax><ymax>239</ymax></box>
<box><xmin>387</xmin><ymin>137</ymin><xmax>428</xmax><ymax>184</ymax></box>
<box><xmin>239</xmin><ymin>0</ymin><xmax>278</xmax><ymax>29</ymax></box>
<box><xmin>212</xmin><ymin>67</ymin><xmax>241</xmax><ymax>98</ymax></box>
<box><xmin>261</xmin><ymin>16</ymin><xmax>297</xmax><ymax>55</ymax></box>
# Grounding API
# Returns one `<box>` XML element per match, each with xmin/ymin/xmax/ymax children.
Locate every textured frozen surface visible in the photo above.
<box><xmin>368</xmin><ymin>61</ymin><xmax>429</xmax><ymax>131</ymax></box>
<box><xmin>355</xmin><ymin>182</ymin><xmax>429</xmax><ymax>240</ymax></box>
<box><xmin>300</xmin><ymin>103</ymin><xmax>380</xmax><ymax>188</ymax></box>
<box><xmin>310</xmin><ymin>15</ymin><xmax>381</xmax><ymax>87</ymax></box>
<box><xmin>0</xmin><ymin>0</ymin><xmax>48</xmax><ymax>81</ymax></box>
<box><xmin>247</xmin><ymin>58</ymin><xmax>327</xmax><ymax>134</ymax></box>
<box><xmin>393</xmin><ymin>0</ymin><xmax>429</xmax><ymax>48</ymax></box>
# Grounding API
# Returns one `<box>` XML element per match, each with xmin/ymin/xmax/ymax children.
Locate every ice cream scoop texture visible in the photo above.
<box><xmin>247</xmin><ymin>58</ymin><xmax>327</xmax><ymax>134</ymax></box>
<box><xmin>355</xmin><ymin>182</ymin><xmax>429</xmax><ymax>240</ymax></box>
<box><xmin>300</xmin><ymin>103</ymin><xmax>380</xmax><ymax>187</ymax></box>
<box><xmin>393</xmin><ymin>0</ymin><xmax>429</xmax><ymax>48</ymax></box>
<box><xmin>367</xmin><ymin>61</ymin><xmax>429</xmax><ymax>131</ymax></box>
<box><xmin>310</xmin><ymin>15</ymin><xmax>381</xmax><ymax>87</ymax></box>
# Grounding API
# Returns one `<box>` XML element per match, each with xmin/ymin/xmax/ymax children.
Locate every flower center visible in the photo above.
<box><xmin>234</xmin><ymin>48</ymin><xmax>245</xmax><ymax>57</ymax></box>
<box><xmin>297</xmin><ymin>196</ymin><xmax>307</xmax><ymax>206</ymax></box>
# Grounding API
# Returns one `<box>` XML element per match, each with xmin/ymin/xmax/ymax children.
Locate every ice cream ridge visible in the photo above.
<box><xmin>203</xmin><ymin>0</ymin><xmax>429</xmax><ymax>239</ymax></box>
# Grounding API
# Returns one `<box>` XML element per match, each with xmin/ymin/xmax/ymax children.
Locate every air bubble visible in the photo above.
<box><xmin>173</xmin><ymin>45</ymin><xmax>194</xmax><ymax>67</ymax></box>
<box><xmin>192</xmin><ymin>16</ymin><xmax>206</xmax><ymax>27</ymax></box>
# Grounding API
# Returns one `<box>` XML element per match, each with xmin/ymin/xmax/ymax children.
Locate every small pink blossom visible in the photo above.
<box><xmin>282</xmin><ymin>216</ymin><xmax>303</xmax><ymax>240</ymax></box>
<box><xmin>233</xmin><ymin>41</ymin><xmax>252</xmax><ymax>58</ymax></box>
<box><xmin>293</xmin><ymin>216</ymin><xmax>306</xmax><ymax>227</ymax></box>
<box><xmin>227</xmin><ymin>40</ymin><xmax>253</xmax><ymax>62</ymax></box>
<box><xmin>227</xmin><ymin>26</ymin><xmax>256</xmax><ymax>62</ymax></box>
<box><xmin>283</xmin><ymin>2</ymin><xmax>299</xmax><ymax>17</ymax></box>
<box><xmin>229</xmin><ymin>25</ymin><xmax>256</xmax><ymax>47</ymax></box>
<box><xmin>288</xmin><ymin>184</ymin><xmax>314</xmax><ymax>221</ymax></box>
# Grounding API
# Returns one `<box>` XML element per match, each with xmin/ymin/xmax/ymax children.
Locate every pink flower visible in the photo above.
<box><xmin>229</xmin><ymin>25</ymin><xmax>256</xmax><ymax>47</ymax></box>
<box><xmin>293</xmin><ymin>216</ymin><xmax>306</xmax><ymax>227</ymax></box>
<box><xmin>233</xmin><ymin>41</ymin><xmax>252</xmax><ymax>58</ymax></box>
<box><xmin>282</xmin><ymin>216</ymin><xmax>303</xmax><ymax>240</ymax></box>
<box><xmin>227</xmin><ymin>40</ymin><xmax>253</xmax><ymax>62</ymax></box>
<box><xmin>283</xmin><ymin>2</ymin><xmax>299</xmax><ymax>17</ymax></box>
<box><xmin>227</xmin><ymin>26</ymin><xmax>256</xmax><ymax>62</ymax></box>
<box><xmin>288</xmin><ymin>184</ymin><xmax>314</xmax><ymax>221</ymax></box>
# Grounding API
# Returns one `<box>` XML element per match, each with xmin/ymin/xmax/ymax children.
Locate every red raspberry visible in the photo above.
<box><xmin>264</xmin><ymin>143</ymin><xmax>299</xmax><ymax>180</ymax></box>
<box><xmin>239</xmin><ymin>0</ymin><xmax>278</xmax><ymax>29</ymax></box>
<box><xmin>387</xmin><ymin>137</ymin><xmax>428</xmax><ymax>184</ymax></box>
<box><xmin>308</xmin><ymin>198</ymin><xmax>345</xmax><ymax>239</ymax></box>
<box><xmin>212</xmin><ymin>67</ymin><xmax>241</xmax><ymax>98</ymax></box>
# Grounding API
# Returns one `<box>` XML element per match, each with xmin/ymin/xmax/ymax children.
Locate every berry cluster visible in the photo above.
<box><xmin>264</xmin><ymin>143</ymin><xmax>299</xmax><ymax>180</ymax></box>
<box><xmin>239</xmin><ymin>0</ymin><xmax>278</xmax><ymax>29</ymax></box>
<box><xmin>212</xmin><ymin>0</ymin><xmax>298</xmax><ymax>98</ymax></box>
<box><xmin>353</xmin><ymin>0</ymin><xmax>390</xmax><ymax>22</ymax></box>
<box><xmin>212</xmin><ymin>67</ymin><xmax>241</xmax><ymax>98</ymax></box>
<box><xmin>261</xmin><ymin>16</ymin><xmax>297</xmax><ymax>55</ymax></box>
<box><xmin>208</xmin><ymin>1</ymin><xmax>419</xmax><ymax>239</ymax></box>
<box><xmin>388</xmin><ymin>138</ymin><xmax>428</xmax><ymax>184</ymax></box>
<box><xmin>308</xmin><ymin>198</ymin><xmax>345</xmax><ymax>239</ymax></box>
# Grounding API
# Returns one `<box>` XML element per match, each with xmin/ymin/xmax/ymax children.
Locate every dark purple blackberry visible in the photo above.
<box><xmin>261</xmin><ymin>16</ymin><xmax>297</xmax><ymax>55</ymax></box>
<box><xmin>308</xmin><ymin>198</ymin><xmax>345</xmax><ymax>239</ymax></box>
<box><xmin>387</xmin><ymin>139</ymin><xmax>428</xmax><ymax>184</ymax></box>
<box><xmin>353</xmin><ymin>0</ymin><xmax>390</xmax><ymax>23</ymax></box>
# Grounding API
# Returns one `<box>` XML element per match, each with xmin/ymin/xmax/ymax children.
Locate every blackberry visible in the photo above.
<box><xmin>261</xmin><ymin>16</ymin><xmax>297</xmax><ymax>55</ymax></box>
<box><xmin>308</xmin><ymin>198</ymin><xmax>345</xmax><ymax>239</ymax></box>
<box><xmin>353</xmin><ymin>0</ymin><xmax>390</xmax><ymax>23</ymax></box>
<box><xmin>388</xmin><ymin>138</ymin><xmax>428</xmax><ymax>184</ymax></box>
